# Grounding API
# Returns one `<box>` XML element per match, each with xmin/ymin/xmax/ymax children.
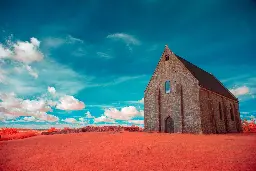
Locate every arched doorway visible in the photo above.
<box><xmin>165</xmin><ymin>116</ymin><xmax>174</xmax><ymax>133</ymax></box>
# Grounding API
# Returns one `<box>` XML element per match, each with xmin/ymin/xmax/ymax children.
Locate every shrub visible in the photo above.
<box><xmin>0</xmin><ymin>128</ymin><xmax>19</xmax><ymax>135</ymax></box>
<box><xmin>0</xmin><ymin>129</ymin><xmax>38</xmax><ymax>141</ymax></box>
<box><xmin>41</xmin><ymin>125</ymin><xmax>144</xmax><ymax>135</ymax></box>
<box><xmin>47</xmin><ymin>127</ymin><xmax>58</xmax><ymax>133</ymax></box>
<box><xmin>242</xmin><ymin>119</ymin><xmax>256</xmax><ymax>133</ymax></box>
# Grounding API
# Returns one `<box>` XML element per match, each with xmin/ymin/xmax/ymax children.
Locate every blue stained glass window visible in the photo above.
<box><xmin>165</xmin><ymin>81</ymin><xmax>171</xmax><ymax>93</ymax></box>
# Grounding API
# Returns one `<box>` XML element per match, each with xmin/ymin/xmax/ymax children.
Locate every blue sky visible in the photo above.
<box><xmin>0</xmin><ymin>0</ymin><xmax>256</xmax><ymax>129</ymax></box>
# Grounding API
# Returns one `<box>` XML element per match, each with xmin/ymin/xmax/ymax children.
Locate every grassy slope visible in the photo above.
<box><xmin>0</xmin><ymin>132</ymin><xmax>255</xmax><ymax>171</ymax></box>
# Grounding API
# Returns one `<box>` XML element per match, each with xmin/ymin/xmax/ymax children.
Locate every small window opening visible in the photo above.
<box><xmin>230</xmin><ymin>104</ymin><xmax>234</xmax><ymax>121</ymax></box>
<box><xmin>165</xmin><ymin>54</ymin><xmax>169</xmax><ymax>61</ymax></box>
<box><xmin>219</xmin><ymin>102</ymin><xmax>223</xmax><ymax>120</ymax></box>
<box><xmin>165</xmin><ymin>81</ymin><xmax>171</xmax><ymax>94</ymax></box>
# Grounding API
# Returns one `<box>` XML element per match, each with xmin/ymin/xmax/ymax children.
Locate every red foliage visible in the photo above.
<box><xmin>76</xmin><ymin>125</ymin><xmax>143</xmax><ymax>132</ymax></box>
<box><xmin>41</xmin><ymin>125</ymin><xmax>143</xmax><ymax>135</ymax></box>
<box><xmin>63</xmin><ymin>127</ymin><xmax>70</xmax><ymax>130</ymax></box>
<box><xmin>242</xmin><ymin>119</ymin><xmax>256</xmax><ymax>133</ymax></box>
<box><xmin>0</xmin><ymin>128</ymin><xmax>19</xmax><ymax>135</ymax></box>
<box><xmin>47</xmin><ymin>127</ymin><xmax>58</xmax><ymax>133</ymax></box>
<box><xmin>123</xmin><ymin>125</ymin><xmax>143</xmax><ymax>132</ymax></box>
<box><xmin>0</xmin><ymin>131</ymin><xmax>38</xmax><ymax>141</ymax></box>
<box><xmin>0</xmin><ymin>128</ymin><xmax>39</xmax><ymax>141</ymax></box>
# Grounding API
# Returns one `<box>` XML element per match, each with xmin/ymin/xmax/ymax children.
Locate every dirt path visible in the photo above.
<box><xmin>0</xmin><ymin>132</ymin><xmax>255</xmax><ymax>171</ymax></box>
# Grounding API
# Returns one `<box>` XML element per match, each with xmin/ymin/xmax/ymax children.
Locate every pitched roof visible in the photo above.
<box><xmin>176</xmin><ymin>55</ymin><xmax>238</xmax><ymax>101</ymax></box>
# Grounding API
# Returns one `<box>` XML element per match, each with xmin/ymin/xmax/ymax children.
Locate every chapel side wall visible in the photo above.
<box><xmin>199</xmin><ymin>89</ymin><xmax>213</xmax><ymax>133</ymax></box>
<box><xmin>199</xmin><ymin>88</ymin><xmax>241</xmax><ymax>134</ymax></box>
<box><xmin>222</xmin><ymin>98</ymin><xmax>241</xmax><ymax>133</ymax></box>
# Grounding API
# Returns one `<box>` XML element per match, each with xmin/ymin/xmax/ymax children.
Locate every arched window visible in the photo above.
<box><xmin>230</xmin><ymin>104</ymin><xmax>234</xmax><ymax>121</ymax></box>
<box><xmin>219</xmin><ymin>102</ymin><xmax>223</xmax><ymax>120</ymax></box>
<box><xmin>165</xmin><ymin>81</ymin><xmax>171</xmax><ymax>94</ymax></box>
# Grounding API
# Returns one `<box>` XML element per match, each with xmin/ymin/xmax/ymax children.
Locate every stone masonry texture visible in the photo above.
<box><xmin>144</xmin><ymin>46</ymin><xmax>242</xmax><ymax>134</ymax></box>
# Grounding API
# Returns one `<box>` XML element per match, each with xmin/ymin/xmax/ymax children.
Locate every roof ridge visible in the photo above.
<box><xmin>175</xmin><ymin>54</ymin><xmax>213</xmax><ymax>76</ymax></box>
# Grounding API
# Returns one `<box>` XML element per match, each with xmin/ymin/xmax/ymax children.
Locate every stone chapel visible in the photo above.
<box><xmin>144</xmin><ymin>45</ymin><xmax>242</xmax><ymax>134</ymax></box>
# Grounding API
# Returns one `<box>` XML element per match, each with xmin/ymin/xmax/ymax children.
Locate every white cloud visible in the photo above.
<box><xmin>0</xmin><ymin>84</ymin><xmax>85</xmax><ymax>123</ymax></box>
<box><xmin>14</xmin><ymin>66</ymin><xmax>23</xmax><ymax>73</ymax></box>
<box><xmin>78</xmin><ymin>117</ymin><xmax>85</xmax><ymax>122</ymax></box>
<box><xmin>221</xmin><ymin>74</ymin><xmax>250</xmax><ymax>83</ymax></box>
<box><xmin>43</xmin><ymin>35</ymin><xmax>83</xmax><ymax>49</ymax></box>
<box><xmin>107</xmin><ymin>33</ymin><xmax>140</xmax><ymax>51</ymax></box>
<box><xmin>47</xmin><ymin>100</ymin><xmax>57</xmax><ymax>107</ymax></box>
<box><xmin>139</xmin><ymin>110</ymin><xmax>144</xmax><ymax>116</ymax></box>
<box><xmin>66</xmin><ymin>35</ymin><xmax>84</xmax><ymax>44</ymax></box>
<box><xmin>48</xmin><ymin>86</ymin><xmax>56</xmax><ymax>95</ymax></box>
<box><xmin>240</xmin><ymin>112</ymin><xmax>250</xmax><ymax>115</ymax></box>
<box><xmin>230</xmin><ymin>86</ymin><xmax>250</xmax><ymax>97</ymax></box>
<box><xmin>0</xmin><ymin>37</ymin><xmax>43</xmax><ymax>84</ymax></box>
<box><xmin>138</xmin><ymin>98</ymin><xmax>144</xmax><ymax>104</ymax></box>
<box><xmin>21</xmin><ymin>99</ymin><xmax>52</xmax><ymax>112</ymax></box>
<box><xmin>0</xmin><ymin>58</ymin><xmax>89</xmax><ymax>96</ymax></box>
<box><xmin>96</xmin><ymin>52</ymin><xmax>112</xmax><ymax>59</ymax></box>
<box><xmin>0</xmin><ymin>85</ymin><xmax>85</xmax><ymax>123</ymax></box>
<box><xmin>94</xmin><ymin>115</ymin><xmax>116</xmax><ymax>123</ymax></box>
<box><xmin>72</xmin><ymin>47</ymin><xmax>86</xmax><ymax>57</ymax></box>
<box><xmin>0</xmin><ymin>44</ymin><xmax>12</xmax><ymax>58</ymax></box>
<box><xmin>56</xmin><ymin>95</ymin><xmax>85</xmax><ymax>111</ymax></box>
<box><xmin>95</xmin><ymin>106</ymin><xmax>144</xmax><ymax>122</ymax></box>
<box><xmin>3</xmin><ymin>112</ymin><xmax>59</xmax><ymax>123</ymax></box>
<box><xmin>35</xmin><ymin>113</ymin><xmax>59</xmax><ymax>122</ymax></box>
<box><xmin>93</xmin><ymin>109</ymin><xmax>144</xmax><ymax>125</ymax></box>
<box><xmin>25</xmin><ymin>65</ymin><xmax>38</xmax><ymax>79</ymax></box>
<box><xmin>0</xmin><ymin>68</ymin><xmax>6</xmax><ymax>83</ymax></box>
<box><xmin>62</xmin><ymin>117</ymin><xmax>88</xmax><ymax>125</ymax></box>
<box><xmin>12</xmin><ymin>38</ymin><xmax>44</xmax><ymax>64</ymax></box>
<box><xmin>0</xmin><ymin>92</ymin><xmax>59</xmax><ymax>122</ymax></box>
<box><xmin>39</xmin><ymin>59</ymin><xmax>91</xmax><ymax>95</ymax></box>
<box><xmin>125</xmin><ymin>97</ymin><xmax>145</xmax><ymax>105</ymax></box>
<box><xmin>128</xmin><ymin>120</ymin><xmax>144</xmax><ymax>125</ymax></box>
<box><xmin>85</xmin><ymin>111</ymin><xmax>94</xmax><ymax>118</ymax></box>
<box><xmin>86</xmin><ymin>104</ymin><xmax>115</xmax><ymax>109</ymax></box>
<box><xmin>0</xmin><ymin>92</ymin><xmax>24</xmax><ymax>110</ymax></box>
<box><xmin>87</xmin><ymin>75</ymin><xmax>145</xmax><ymax>88</ymax></box>
<box><xmin>63</xmin><ymin>118</ymin><xmax>78</xmax><ymax>124</ymax></box>
<box><xmin>2</xmin><ymin>75</ymin><xmax>45</xmax><ymax>95</ymax></box>
<box><xmin>107</xmin><ymin>33</ymin><xmax>140</xmax><ymax>45</ymax></box>
<box><xmin>30</xmin><ymin>37</ymin><xmax>40</xmax><ymax>47</ymax></box>
<box><xmin>23</xmin><ymin>116</ymin><xmax>37</xmax><ymax>122</ymax></box>
<box><xmin>43</xmin><ymin>37</ymin><xmax>65</xmax><ymax>48</ymax></box>
<box><xmin>0</xmin><ymin>112</ymin><xmax>18</xmax><ymax>121</ymax></box>
<box><xmin>113</xmin><ymin>76</ymin><xmax>144</xmax><ymax>84</ymax></box>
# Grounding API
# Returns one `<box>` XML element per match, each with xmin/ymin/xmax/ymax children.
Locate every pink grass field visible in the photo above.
<box><xmin>0</xmin><ymin>131</ymin><xmax>256</xmax><ymax>171</ymax></box>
